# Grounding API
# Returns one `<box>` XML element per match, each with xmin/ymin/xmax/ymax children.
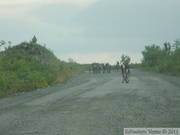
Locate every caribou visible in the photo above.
<box><xmin>90</xmin><ymin>63</ymin><xmax>111</xmax><ymax>74</ymax></box>
<box><xmin>121</xmin><ymin>63</ymin><xmax>130</xmax><ymax>83</ymax></box>
<box><xmin>115</xmin><ymin>61</ymin><xmax>120</xmax><ymax>72</ymax></box>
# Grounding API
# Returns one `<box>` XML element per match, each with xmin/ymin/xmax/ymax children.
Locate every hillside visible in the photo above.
<box><xmin>0</xmin><ymin>37</ymin><xmax>84</xmax><ymax>97</ymax></box>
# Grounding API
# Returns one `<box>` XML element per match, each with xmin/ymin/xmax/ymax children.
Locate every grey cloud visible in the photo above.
<box><xmin>74</xmin><ymin>0</ymin><xmax>180</xmax><ymax>40</ymax></box>
<box><xmin>1</xmin><ymin>0</ymin><xmax>180</xmax><ymax>63</ymax></box>
<box><xmin>31</xmin><ymin>4</ymin><xmax>80</xmax><ymax>27</ymax></box>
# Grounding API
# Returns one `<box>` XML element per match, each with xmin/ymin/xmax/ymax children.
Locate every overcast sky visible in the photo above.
<box><xmin>1</xmin><ymin>0</ymin><xmax>180</xmax><ymax>64</ymax></box>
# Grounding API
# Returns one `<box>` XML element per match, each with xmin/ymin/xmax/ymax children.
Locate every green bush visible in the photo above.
<box><xmin>0</xmin><ymin>37</ymin><xmax>85</xmax><ymax>98</ymax></box>
<box><xmin>141</xmin><ymin>38</ymin><xmax>180</xmax><ymax>76</ymax></box>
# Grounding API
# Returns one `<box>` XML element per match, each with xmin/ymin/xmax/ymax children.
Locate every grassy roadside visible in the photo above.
<box><xmin>0</xmin><ymin>38</ymin><xmax>85</xmax><ymax>98</ymax></box>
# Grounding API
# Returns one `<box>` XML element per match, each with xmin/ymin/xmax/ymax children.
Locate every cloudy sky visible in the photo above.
<box><xmin>1</xmin><ymin>0</ymin><xmax>180</xmax><ymax>64</ymax></box>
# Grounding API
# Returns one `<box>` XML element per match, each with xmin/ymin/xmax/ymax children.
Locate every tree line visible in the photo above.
<box><xmin>141</xmin><ymin>38</ymin><xmax>180</xmax><ymax>76</ymax></box>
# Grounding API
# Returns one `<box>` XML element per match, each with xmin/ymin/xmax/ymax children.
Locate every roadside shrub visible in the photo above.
<box><xmin>0</xmin><ymin>38</ymin><xmax>85</xmax><ymax>97</ymax></box>
<box><xmin>141</xmin><ymin>38</ymin><xmax>180</xmax><ymax>76</ymax></box>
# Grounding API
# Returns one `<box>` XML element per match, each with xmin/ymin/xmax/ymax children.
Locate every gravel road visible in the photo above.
<box><xmin>0</xmin><ymin>69</ymin><xmax>180</xmax><ymax>135</ymax></box>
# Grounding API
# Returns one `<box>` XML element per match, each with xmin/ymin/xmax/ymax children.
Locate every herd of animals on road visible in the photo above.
<box><xmin>89</xmin><ymin>61</ymin><xmax>130</xmax><ymax>83</ymax></box>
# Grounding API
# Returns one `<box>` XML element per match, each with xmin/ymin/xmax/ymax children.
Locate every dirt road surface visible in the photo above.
<box><xmin>0</xmin><ymin>69</ymin><xmax>180</xmax><ymax>135</ymax></box>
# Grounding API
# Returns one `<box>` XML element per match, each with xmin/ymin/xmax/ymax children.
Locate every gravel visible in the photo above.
<box><xmin>0</xmin><ymin>69</ymin><xmax>180</xmax><ymax>135</ymax></box>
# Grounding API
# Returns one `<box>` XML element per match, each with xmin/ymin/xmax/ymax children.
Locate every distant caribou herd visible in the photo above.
<box><xmin>89</xmin><ymin>61</ymin><xmax>130</xmax><ymax>83</ymax></box>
